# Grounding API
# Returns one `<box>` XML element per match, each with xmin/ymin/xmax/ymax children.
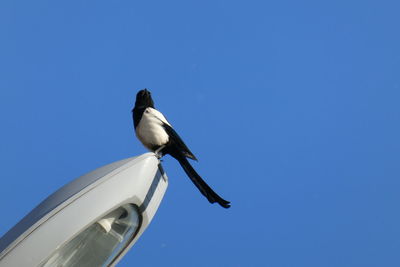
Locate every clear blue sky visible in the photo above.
<box><xmin>1</xmin><ymin>1</ymin><xmax>400</xmax><ymax>266</ymax></box>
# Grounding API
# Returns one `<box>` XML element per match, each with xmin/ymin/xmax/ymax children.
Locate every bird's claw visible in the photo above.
<box><xmin>154</xmin><ymin>145</ymin><xmax>165</xmax><ymax>159</ymax></box>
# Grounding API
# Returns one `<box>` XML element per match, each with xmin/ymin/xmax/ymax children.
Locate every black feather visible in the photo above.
<box><xmin>162</xmin><ymin>123</ymin><xmax>197</xmax><ymax>161</ymax></box>
<box><xmin>171</xmin><ymin>150</ymin><xmax>231</xmax><ymax>209</ymax></box>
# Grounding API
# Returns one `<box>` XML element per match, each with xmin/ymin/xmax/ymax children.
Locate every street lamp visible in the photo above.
<box><xmin>0</xmin><ymin>153</ymin><xmax>167</xmax><ymax>266</ymax></box>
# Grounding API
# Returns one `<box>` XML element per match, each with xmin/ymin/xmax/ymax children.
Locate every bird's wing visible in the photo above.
<box><xmin>146</xmin><ymin>107</ymin><xmax>198</xmax><ymax>161</ymax></box>
<box><xmin>146</xmin><ymin>107</ymin><xmax>172</xmax><ymax>126</ymax></box>
<box><xmin>162</xmin><ymin>123</ymin><xmax>198</xmax><ymax>161</ymax></box>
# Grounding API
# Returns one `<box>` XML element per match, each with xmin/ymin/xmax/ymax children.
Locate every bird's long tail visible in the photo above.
<box><xmin>173</xmin><ymin>153</ymin><xmax>231</xmax><ymax>209</ymax></box>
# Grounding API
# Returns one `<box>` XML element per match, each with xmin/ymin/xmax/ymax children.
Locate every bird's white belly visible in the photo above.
<box><xmin>136</xmin><ymin>112</ymin><xmax>169</xmax><ymax>150</ymax></box>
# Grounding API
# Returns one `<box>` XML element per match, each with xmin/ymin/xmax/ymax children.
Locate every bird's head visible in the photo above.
<box><xmin>134</xmin><ymin>88</ymin><xmax>154</xmax><ymax>109</ymax></box>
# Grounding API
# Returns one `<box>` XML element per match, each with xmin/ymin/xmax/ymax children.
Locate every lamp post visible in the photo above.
<box><xmin>0</xmin><ymin>153</ymin><xmax>167</xmax><ymax>266</ymax></box>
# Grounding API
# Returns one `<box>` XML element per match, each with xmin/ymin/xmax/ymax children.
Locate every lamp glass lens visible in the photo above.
<box><xmin>39</xmin><ymin>204</ymin><xmax>140</xmax><ymax>267</ymax></box>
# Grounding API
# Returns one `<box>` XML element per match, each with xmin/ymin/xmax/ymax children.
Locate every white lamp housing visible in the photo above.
<box><xmin>0</xmin><ymin>153</ymin><xmax>168</xmax><ymax>267</ymax></box>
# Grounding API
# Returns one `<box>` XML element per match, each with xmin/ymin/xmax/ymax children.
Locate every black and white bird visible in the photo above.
<box><xmin>132</xmin><ymin>89</ymin><xmax>230</xmax><ymax>209</ymax></box>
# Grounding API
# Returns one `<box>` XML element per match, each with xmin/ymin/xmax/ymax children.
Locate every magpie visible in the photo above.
<box><xmin>132</xmin><ymin>89</ymin><xmax>230</xmax><ymax>209</ymax></box>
